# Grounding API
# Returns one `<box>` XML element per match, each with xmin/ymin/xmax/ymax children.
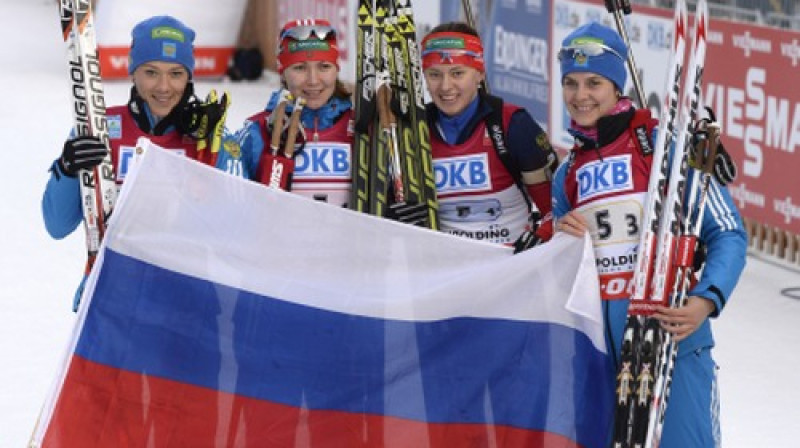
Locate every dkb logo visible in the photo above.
<box><xmin>434</xmin><ymin>154</ymin><xmax>490</xmax><ymax>194</ymax></box>
<box><xmin>294</xmin><ymin>144</ymin><xmax>351</xmax><ymax>179</ymax></box>
<box><xmin>576</xmin><ymin>154</ymin><xmax>633</xmax><ymax>202</ymax></box>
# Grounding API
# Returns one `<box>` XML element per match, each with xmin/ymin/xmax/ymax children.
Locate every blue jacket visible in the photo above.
<box><xmin>42</xmin><ymin>97</ymin><xmax>234</xmax><ymax>309</ymax></box>
<box><xmin>552</xmin><ymin>114</ymin><xmax>747</xmax><ymax>364</ymax></box>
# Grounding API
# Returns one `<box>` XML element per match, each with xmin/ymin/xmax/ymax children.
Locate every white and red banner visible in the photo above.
<box><xmin>703</xmin><ymin>21</ymin><xmax>800</xmax><ymax>234</ymax></box>
<box><xmin>94</xmin><ymin>0</ymin><xmax>245</xmax><ymax>78</ymax></box>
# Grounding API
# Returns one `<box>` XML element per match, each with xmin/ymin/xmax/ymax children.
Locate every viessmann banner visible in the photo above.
<box><xmin>551</xmin><ymin>0</ymin><xmax>800</xmax><ymax>234</ymax></box>
<box><xmin>703</xmin><ymin>21</ymin><xmax>800</xmax><ymax>234</ymax></box>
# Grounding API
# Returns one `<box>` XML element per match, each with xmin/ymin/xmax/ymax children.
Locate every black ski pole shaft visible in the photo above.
<box><xmin>460</xmin><ymin>0</ymin><xmax>490</xmax><ymax>94</ymax></box>
<box><xmin>604</xmin><ymin>0</ymin><xmax>646</xmax><ymax>108</ymax></box>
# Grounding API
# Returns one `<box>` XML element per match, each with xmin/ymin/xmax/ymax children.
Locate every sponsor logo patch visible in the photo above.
<box><xmin>107</xmin><ymin>115</ymin><xmax>122</xmax><ymax>139</ymax></box>
<box><xmin>294</xmin><ymin>143</ymin><xmax>351</xmax><ymax>179</ymax></box>
<box><xmin>434</xmin><ymin>153</ymin><xmax>491</xmax><ymax>194</ymax></box>
<box><xmin>576</xmin><ymin>154</ymin><xmax>634</xmax><ymax>202</ymax></box>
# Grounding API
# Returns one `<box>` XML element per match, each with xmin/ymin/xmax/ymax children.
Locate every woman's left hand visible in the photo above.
<box><xmin>653</xmin><ymin>297</ymin><xmax>716</xmax><ymax>342</ymax></box>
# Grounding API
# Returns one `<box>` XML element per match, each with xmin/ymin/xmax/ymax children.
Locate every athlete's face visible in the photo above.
<box><xmin>424</xmin><ymin>64</ymin><xmax>484</xmax><ymax>117</ymax></box>
<box><xmin>132</xmin><ymin>61</ymin><xmax>190</xmax><ymax>120</ymax></box>
<box><xmin>562</xmin><ymin>72</ymin><xmax>619</xmax><ymax>128</ymax></box>
<box><xmin>282</xmin><ymin>60</ymin><xmax>339</xmax><ymax>110</ymax></box>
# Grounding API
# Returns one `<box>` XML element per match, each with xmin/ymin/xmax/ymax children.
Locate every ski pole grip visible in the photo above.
<box><xmin>283</xmin><ymin>97</ymin><xmax>305</xmax><ymax>158</ymax></box>
<box><xmin>376</xmin><ymin>84</ymin><xmax>395</xmax><ymax>130</ymax></box>
<box><xmin>603</xmin><ymin>0</ymin><xmax>618</xmax><ymax>12</ymax></box>
<box><xmin>270</xmin><ymin>100</ymin><xmax>288</xmax><ymax>155</ymax></box>
<box><xmin>605</xmin><ymin>0</ymin><xmax>633</xmax><ymax>14</ymax></box>
<box><xmin>703</xmin><ymin>125</ymin><xmax>721</xmax><ymax>174</ymax></box>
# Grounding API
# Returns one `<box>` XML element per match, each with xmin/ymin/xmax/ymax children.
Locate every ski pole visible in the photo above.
<box><xmin>604</xmin><ymin>0</ymin><xmax>647</xmax><ymax>108</ymax></box>
<box><xmin>460</xmin><ymin>0</ymin><xmax>490</xmax><ymax>94</ymax></box>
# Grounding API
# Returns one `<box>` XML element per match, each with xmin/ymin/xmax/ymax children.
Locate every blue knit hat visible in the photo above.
<box><xmin>128</xmin><ymin>16</ymin><xmax>195</xmax><ymax>76</ymax></box>
<box><xmin>559</xmin><ymin>22</ymin><xmax>628</xmax><ymax>91</ymax></box>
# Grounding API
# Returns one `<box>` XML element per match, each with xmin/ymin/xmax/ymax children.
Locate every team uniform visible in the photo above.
<box><xmin>428</xmin><ymin>94</ymin><xmax>554</xmax><ymax>244</ymax></box>
<box><xmin>43</xmin><ymin>15</ymin><xmax>240</xmax><ymax>310</ymax></box>
<box><xmin>43</xmin><ymin>99</ymin><xmax>233</xmax><ymax>238</ymax></box>
<box><xmin>226</xmin><ymin>94</ymin><xmax>354</xmax><ymax>207</ymax></box>
<box><xmin>552</xmin><ymin>104</ymin><xmax>747</xmax><ymax>447</ymax></box>
<box><xmin>43</xmin><ymin>95</ymin><xmax>235</xmax><ymax>308</ymax></box>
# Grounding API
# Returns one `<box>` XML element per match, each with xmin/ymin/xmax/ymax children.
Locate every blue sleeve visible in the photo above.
<box><xmin>41</xmin><ymin>159</ymin><xmax>83</xmax><ymax>239</ymax></box>
<box><xmin>689</xmin><ymin>177</ymin><xmax>748</xmax><ymax>317</ymax></box>
<box><xmin>213</xmin><ymin>129</ymin><xmax>247</xmax><ymax>178</ymax></box>
<box><xmin>227</xmin><ymin>119</ymin><xmax>265</xmax><ymax>180</ymax></box>
<box><xmin>505</xmin><ymin>109</ymin><xmax>553</xmax><ymax>172</ymax></box>
<box><xmin>551</xmin><ymin>155</ymin><xmax>572</xmax><ymax>220</ymax></box>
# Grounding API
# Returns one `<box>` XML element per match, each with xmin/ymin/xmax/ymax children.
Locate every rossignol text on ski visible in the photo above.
<box><xmin>58</xmin><ymin>0</ymin><xmax>116</xmax><ymax>277</ymax></box>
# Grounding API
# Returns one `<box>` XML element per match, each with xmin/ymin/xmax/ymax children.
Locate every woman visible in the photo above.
<box><xmin>42</xmin><ymin>15</ymin><xmax>232</xmax><ymax>309</ymax></box>
<box><xmin>229</xmin><ymin>19</ymin><xmax>354</xmax><ymax>207</ymax></box>
<box><xmin>551</xmin><ymin>22</ymin><xmax>747</xmax><ymax>447</ymax></box>
<box><xmin>420</xmin><ymin>22</ymin><xmax>558</xmax><ymax>246</ymax></box>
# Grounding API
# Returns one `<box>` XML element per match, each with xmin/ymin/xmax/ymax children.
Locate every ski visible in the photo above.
<box><xmin>351</xmin><ymin>0</ymin><xmax>379</xmax><ymax>213</ymax></box>
<box><xmin>611</xmin><ymin>3</ymin><xmax>686</xmax><ymax>442</ymax></box>
<box><xmin>367</xmin><ymin>1</ymin><xmax>392</xmax><ymax>217</ymax></box>
<box><xmin>644</xmin><ymin>1</ymin><xmax>709</xmax><ymax>445</ymax></box>
<box><xmin>350</xmin><ymin>0</ymin><xmax>439</xmax><ymax>229</ymax></box>
<box><xmin>612</xmin><ymin>0</ymin><xmax>713</xmax><ymax>446</ymax></box>
<box><xmin>58</xmin><ymin>0</ymin><xmax>116</xmax><ymax>275</ymax></box>
<box><xmin>392</xmin><ymin>0</ymin><xmax>439</xmax><ymax>230</ymax></box>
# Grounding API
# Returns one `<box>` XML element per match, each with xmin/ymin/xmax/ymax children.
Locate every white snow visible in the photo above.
<box><xmin>1</xmin><ymin>1</ymin><xmax>799</xmax><ymax>447</ymax></box>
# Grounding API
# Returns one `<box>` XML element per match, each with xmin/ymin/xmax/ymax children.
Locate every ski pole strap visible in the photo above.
<box><xmin>482</xmin><ymin>94</ymin><xmax>531</xmax><ymax>210</ymax></box>
<box><xmin>629</xmin><ymin>108</ymin><xmax>657</xmax><ymax>157</ymax></box>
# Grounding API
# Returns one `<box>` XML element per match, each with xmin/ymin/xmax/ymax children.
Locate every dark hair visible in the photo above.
<box><xmin>333</xmin><ymin>80</ymin><xmax>351</xmax><ymax>99</ymax></box>
<box><xmin>427</xmin><ymin>21</ymin><xmax>480</xmax><ymax>37</ymax></box>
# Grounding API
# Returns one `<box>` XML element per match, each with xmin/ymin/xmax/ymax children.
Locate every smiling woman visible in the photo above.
<box><xmin>40</xmin><ymin>14</ymin><xmax>237</xmax><ymax>311</ymax></box>
<box><xmin>225</xmin><ymin>18</ymin><xmax>357</xmax><ymax>207</ymax></box>
<box><xmin>127</xmin><ymin>16</ymin><xmax>196</xmax><ymax>119</ymax></box>
<box><xmin>550</xmin><ymin>20</ymin><xmax>748</xmax><ymax>448</ymax></box>
<box><xmin>418</xmin><ymin>21</ymin><xmax>559</xmax><ymax>249</ymax></box>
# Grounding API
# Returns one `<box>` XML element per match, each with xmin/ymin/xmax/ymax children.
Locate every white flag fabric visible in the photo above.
<box><xmin>32</xmin><ymin>146</ymin><xmax>612</xmax><ymax>448</ymax></box>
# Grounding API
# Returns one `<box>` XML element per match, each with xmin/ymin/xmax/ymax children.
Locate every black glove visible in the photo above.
<box><xmin>58</xmin><ymin>136</ymin><xmax>108</xmax><ymax>177</ymax></box>
<box><xmin>386</xmin><ymin>201</ymin><xmax>429</xmax><ymax>227</ymax></box>
<box><xmin>513</xmin><ymin>211</ymin><xmax>553</xmax><ymax>254</ymax></box>
<box><xmin>176</xmin><ymin>92</ymin><xmax>227</xmax><ymax>140</ymax></box>
<box><xmin>711</xmin><ymin>142</ymin><xmax>737</xmax><ymax>186</ymax></box>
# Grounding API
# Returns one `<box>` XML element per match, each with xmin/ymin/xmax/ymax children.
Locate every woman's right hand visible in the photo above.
<box><xmin>556</xmin><ymin>210</ymin><xmax>589</xmax><ymax>238</ymax></box>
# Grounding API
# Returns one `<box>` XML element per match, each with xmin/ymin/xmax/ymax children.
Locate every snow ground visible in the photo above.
<box><xmin>1</xmin><ymin>1</ymin><xmax>799</xmax><ymax>447</ymax></box>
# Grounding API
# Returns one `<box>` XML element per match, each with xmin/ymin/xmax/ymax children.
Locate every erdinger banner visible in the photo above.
<box><xmin>703</xmin><ymin>21</ymin><xmax>800</xmax><ymax>234</ymax></box>
<box><xmin>94</xmin><ymin>0</ymin><xmax>245</xmax><ymax>78</ymax></box>
<box><xmin>484</xmin><ymin>0</ymin><xmax>551</xmax><ymax>126</ymax></box>
<box><xmin>31</xmin><ymin>147</ymin><xmax>613</xmax><ymax>447</ymax></box>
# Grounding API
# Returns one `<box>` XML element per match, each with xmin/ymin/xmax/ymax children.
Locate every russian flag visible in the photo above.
<box><xmin>32</xmin><ymin>146</ymin><xmax>613</xmax><ymax>447</ymax></box>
